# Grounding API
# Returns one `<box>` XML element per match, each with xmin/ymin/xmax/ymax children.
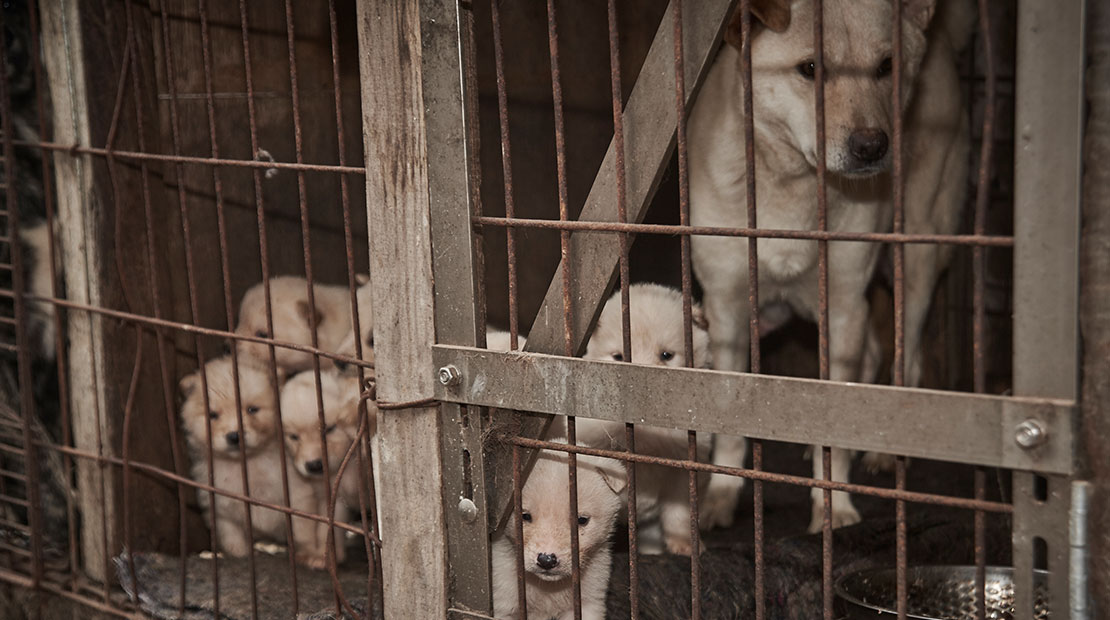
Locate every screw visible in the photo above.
<box><xmin>438</xmin><ymin>365</ymin><xmax>461</xmax><ymax>387</ymax></box>
<box><xmin>457</xmin><ymin>497</ymin><xmax>478</xmax><ymax>523</ymax></box>
<box><xmin>1014</xmin><ymin>419</ymin><xmax>1047</xmax><ymax>449</ymax></box>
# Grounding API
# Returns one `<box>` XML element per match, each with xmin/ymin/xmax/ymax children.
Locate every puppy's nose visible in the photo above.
<box><xmin>536</xmin><ymin>553</ymin><xmax>558</xmax><ymax>570</ymax></box>
<box><xmin>305</xmin><ymin>459</ymin><xmax>324</xmax><ymax>475</ymax></box>
<box><xmin>224</xmin><ymin>431</ymin><xmax>240</xmax><ymax>447</ymax></box>
<box><xmin>848</xmin><ymin>128</ymin><xmax>889</xmax><ymax>163</ymax></box>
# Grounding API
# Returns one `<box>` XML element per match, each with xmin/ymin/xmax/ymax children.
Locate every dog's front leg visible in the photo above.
<box><xmin>697</xmin><ymin>262</ymin><xmax>751</xmax><ymax>530</ymax></box>
<box><xmin>806</xmin><ymin>291</ymin><xmax>870</xmax><ymax>532</ymax></box>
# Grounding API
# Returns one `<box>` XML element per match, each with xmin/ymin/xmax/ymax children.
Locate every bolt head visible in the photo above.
<box><xmin>438</xmin><ymin>365</ymin><xmax>461</xmax><ymax>387</ymax></box>
<box><xmin>457</xmin><ymin>497</ymin><xmax>478</xmax><ymax>523</ymax></box>
<box><xmin>1014</xmin><ymin>419</ymin><xmax>1047</xmax><ymax>449</ymax></box>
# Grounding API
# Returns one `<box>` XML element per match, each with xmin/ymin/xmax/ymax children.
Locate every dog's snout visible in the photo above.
<box><xmin>304</xmin><ymin>459</ymin><xmax>324</xmax><ymax>475</ymax></box>
<box><xmin>848</xmin><ymin>129</ymin><xmax>889</xmax><ymax>163</ymax></box>
<box><xmin>536</xmin><ymin>553</ymin><xmax>558</xmax><ymax>570</ymax></box>
<box><xmin>225</xmin><ymin>431</ymin><xmax>240</xmax><ymax>447</ymax></box>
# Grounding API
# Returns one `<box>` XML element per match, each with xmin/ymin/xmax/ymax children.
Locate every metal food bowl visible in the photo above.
<box><xmin>835</xmin><ymin>566</ymin><xmax>1050</xmax><ymax>620</ymax></box>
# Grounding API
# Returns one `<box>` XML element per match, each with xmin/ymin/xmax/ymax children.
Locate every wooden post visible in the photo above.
<box><xmin>356</xmin><ymin>1</ymin><xmax>448</xmax><ymax>617</ymax></box>
<box><xmin>37</xmin><ymin>0</ymin><xmax>118</xmax><ymax>583</ymax></box>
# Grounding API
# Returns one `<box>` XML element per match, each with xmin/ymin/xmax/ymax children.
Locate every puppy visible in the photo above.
<box><xmin>492</xmin><ymin>446</ymin><xmax>626</xmax><ymax>620</ymax></box>
<box><xmin>178</xmin><ymin>356</ymin><xmax>327</xmax><ymax>567</ymax></box>
<box><xmin>235</xmin><ymin>276</ymin><xmax>356</xmax><ymax>374</ymax></box>
<box><xmin>580</xmin><ymin>284</ymin><xmax>712</xmax><ymax>555</ymax></box>
<box><xmin>334</xmin><ymin>275</ymin><xmax>375</xmax><ymax>374</ymax></box>
<box><xmin>688</xmin><ymin>0</ymin><xmax>973</xmax><ymax>532</ymax></box>
<box><xmin>280</xmin><ymin>368</ymin><xmax>380</xmax><ymax>550</ymax></box>
<box><xmin>20</xmin><ymin>219</ymin><xmax>58</xmax><ymax>360</ymax></box>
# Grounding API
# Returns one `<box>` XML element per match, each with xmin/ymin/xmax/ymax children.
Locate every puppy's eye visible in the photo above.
<box><xmin>659</xmin><ymin>351</ymin><xmax>675</xmax><ymax>362</ymax></box>
<box><xmin>521</xmin><ymin>512</ymin><xmax>532</xmax><ymax>523</ymax></box>
<box><xmin>611</xmin><ymin>353</ymin><xmax>623</xmax><ymax>362</ymax></box>
<box><xmin>335</xmin><ymin>361</ymin><xmax>349</xmax><ymax>372</ymax></box>
<box><xmin>797</xmin><ymin>60</ymin><xmax>816</xmax><ymax>80</ymax></box>
<box><xmin>577</xmin><ymin>516</ymin><xmax>590</xmax><ymax>526</ymax></box>
<box><xmin>325</xmin><ymin>424</ymin><xmax>336</xmax><ymax>434</ymax></box>
<box><xmin>246</xmin><ymin>406</ymin><xmax>260</xmax><ymax>415</ymax></box>
<box><xmin>288</xmin><ymin>433</ymin><xmax>300</xmax><ymax>442</ymax></box>
<box><xmin>255</xmin><ymin>330</ymin><xmax>268</xmax><ymax>339</ymax></box>
<box><xmin>876</xmin><ymin>56</ymin><xmax>893</xmax><ymax>78</ymax></box>
<box><xmin>366</xmin><ymin>335</ymin><xmax>374</xmax><ymax>348</ymax></box>
<box><xmin>208</xmin><ymin>410</ymin><xmax>218</xmax><ymax>420</ymax></box>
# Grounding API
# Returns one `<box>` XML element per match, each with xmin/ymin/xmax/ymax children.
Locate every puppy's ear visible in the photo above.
<box><xmin>355</xmin><ymin>273</ymin><xmax>370</xmax><ymax>286</ymax></box>
<box><xmin>724</xmin><ymin>0</ymin><xmax>791</xmax><ymax>50</ymax></box>
<box><xmin>903</xmin><ymin>0</ymin><xmax>937</xmax><ymax>31</ymax></box>
<box><xmin>691</xmin><ymin>304</ymin><xmax>709</xmax><ymax>331</ymax></box>
<box><xmin>591</xmin><ymin>457</ymin><xmax>628</xmax><ymax>497</ymax></box>
<box><xmin>178</xmin><ymin>373</ymin><xmax>198</xmax><ymax>401</ymax></box>
<box><xmin>295</xmin><ymin>300</ymin><xmax>321</xmax><ymax>330</ymax></box>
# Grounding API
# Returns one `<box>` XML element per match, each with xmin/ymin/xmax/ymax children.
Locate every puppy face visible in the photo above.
<box><xmin>334</xmin><ymin>280</ymin><xmax>375</xmax><ymax>376</ymax></box>
<box><xmin>505</xmin><ymin>449</ymin><xmax>625</xmax><ymax>581</ymax></box>
<box><xmin>279</xmin><ymin>370</ymin><xmax>362</xmax><ymax>478</ymax></box>
<box><xmin>738</xmin><ymin>0</ymin><xmax>933</xmax><ymax>176</ymax></box>
<box><xmin>234</xmin><ymin>276</ymin><xmax>327</xmax><ymax>373</ymax></box>
<box><xmin>179</xmin><ymin>356</ymin><xmax>280</xmax><ymax>456</ymax></box>
<box><xmin>585</xmin><ymin>283</ymin><xmax>711</xmax><ymax>369</ymax></box>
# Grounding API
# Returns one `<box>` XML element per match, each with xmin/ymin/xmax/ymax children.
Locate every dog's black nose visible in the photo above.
<box><xmin>536</xmin><ymin>553</ymin><xmax>558</xmax><ymax>570</ymax></box>
<box><xmin>848</xmin><ymin>129</ymin><xmax>889</xmax><ymax>163</ymax></box>
<box><xmin>225</xmin><ymin>431</ymin><xmax>240</xmax><ymax>447</ymax></box>
<box><xmin>305</xmin><ymin>459</ymin><xmax>324</xmax><ymax>475</ymax></box>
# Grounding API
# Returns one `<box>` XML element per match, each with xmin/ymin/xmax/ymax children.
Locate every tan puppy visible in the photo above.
<box><xmin>235</xmin><ymin>276</ymin><xmax>355</xmax><ymax>374</ymax></box>
<box><xmin>21</xmin><ymin>219</ymin><xmax>58</xmax><ymax>360</ymax></box>
<box><xmin>688</xmin><ymin>0</ymin><xmax>974</xmax><ymax>532</ymax></box>
<box><xmin>178</xmin><ymin>356</ymin><xmax>326</xmax><ymax>567</ymax></box>
<box><xmin>581</xmin><ymin>284</ymin><xmax>712</xmax><ymax>555</ymax></box>
<box><xmin>492</xmin><ymin>446</ymin><xmax>626</xmax><ymax>620</ymax></box>
<box><xmin>280</xmin><ymin>369</ymin><xmax>379</xmax><ymax>547</ymax></box>
<box><xmin>334</xmin><ymin>276</ymin><xmax>375</xmax><ymax>373</ymax></box>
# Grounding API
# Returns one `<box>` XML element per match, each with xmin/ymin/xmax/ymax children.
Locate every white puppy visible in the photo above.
<box><xmin>178</xmin><ymin>356</ymin><xmax>327</xmax><ymax>567</ymax></box>
<box><xmin>235</xmin><ymin>276</ymin><xmax>356</xmax><ymax>374</ymax></box>
<box><xmin>492</xmin><ymin>446</ymin><xmax>626</xmax><ymax>620</ymax></box>
<box><xmin>20</xmin><ymin>219</ymin><xmax>58</xmax><ymax>360</ymax></box>
<box><xmin>580</xmin><ymin>284</ymin><xmax>712</xmax><ymax>555</ymax></box>
<box><xmin>688</xmin><ymin>0</ymin><xmax>973</xmax><ymax>532</ymax></box>
<box><xmin>280</xmin><ymin>368</ymin><xmax>380</xmax><ymax>552</ymax></box>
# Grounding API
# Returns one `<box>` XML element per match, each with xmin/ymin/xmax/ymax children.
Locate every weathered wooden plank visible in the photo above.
<box><xmin>38</xmin><ymin>0</ymin><xmax>117</xmax><ymax>583</ymax></box>
<box><xmin>356</xmin><ymin>0</ymin><xmax>447</xmax><ymax>617</ymax></box>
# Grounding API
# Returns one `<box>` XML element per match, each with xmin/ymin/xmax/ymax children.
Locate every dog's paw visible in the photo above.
<box><xmin>860</xmin><ymin>451</ymin><xmax>906</xmax><ymax>474</ymax></box>
<box><xmin>296</xmin><ymin>550</ymin><xmax>329</xmax><ymax>570</ymax></box>
<box><xmin>807</xmin><ymin>501</ymin><xmax>863</xmax><ymax>534</ymax></box>
<box><xmin>698</xmin><ymin>480</ymin><xmax>743</xmax><ymax>530</ymax></box>
<box><xmin>664</xmin><ymin>534</ymin><xmax>706</xmax><ymax>556</ymax></box>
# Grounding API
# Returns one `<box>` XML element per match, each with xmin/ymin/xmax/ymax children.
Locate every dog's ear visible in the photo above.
<box><xmin>724</xmin><ymin>0</ymin><xmax>792</xmax><ymax>50</ymax></box>
<box><xmin>691</xmin><ymin>304</ymin><xmax>709</xmax><ymax>331</ymax></box>
<box><xmin>178</xmin><ymin>373</ymin><xmax>198</xmax><ymax>401</ymax></box>
<box><xmin>355</xmin><ymin>273</ymin><xmax>370</xmax><ymax>286</ymax></box>
<box><xmin>902</xmin><ymin>0</ymin><xmax>937</xmax><ymax>31</ymax></box>
<box><xmin>296</xmin><ymin>300</ymin><xmax>321</xmax><ymax>330</ymax></box>
<box><xmin>591</xmin><ymin>457</ymin><xmax>628</xmax><ymax>497</ymax></box>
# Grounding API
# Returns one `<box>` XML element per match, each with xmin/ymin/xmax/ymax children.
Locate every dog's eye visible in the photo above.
<box><xmin>255</xmin><ymin>330</ymin><xmax>268</xmax><ymax>338</ymax></box>
<box><xmin>797</xmin><ymin>60</ymin><xmax>816</xmax><ymax>80</ymax></box>
<box><xmin>325</xmin><ymin>424</ymin><xmax>336</xmax><ymax>434</ymax></box>
<box><xmin>366</xmin><ymin>335</ymin><xmax>375</xmax><ymax>348</ymax></box>
<box><xmin>577</xmin><ymin>516</ymin><xmax>590</xmax><ymax>526</ymax></box>
<box><xmin>246</xmin><ymin>405</ymin><xmax>260</xmax><ymax>415</ymax></box>
<box><xmin>611</xmin><ymin>353</ymin><xmax>623</xmax><ymax>362</ymax></box>
<box><xmin>521</xmin><ymin>512</ymin><xmax>532</xmax><ymax>523</ymax></box>
<box><xmin>288</xmin><ymin>433</ymin><xmax>299</xmax><ymax>442</ymax></box>
<box><xmin>208</xmin><ymin>410</ymin><xmax>218</xmax><ymax>420</ymax></box>
<box><xmin>335</xmin><ymin>360</ymin><xmax>349</xmax><ymax>372</ymax></box>
<box><xmin>876</xmin><ymin>56</ymin><xmax>893</xmax><ymax>78</ymax></box>
<box><xmin>659</xmin><ymin>351</ymin><xmax>675</xmax><ymax>362</ymax></box>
